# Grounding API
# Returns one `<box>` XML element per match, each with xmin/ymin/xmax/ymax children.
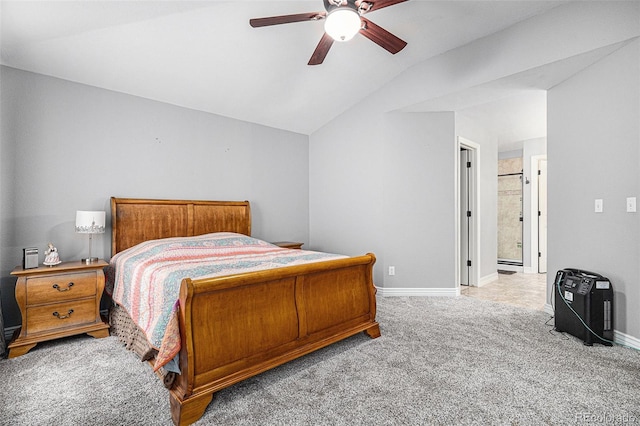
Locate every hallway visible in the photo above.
<box><xmin>461</xmin><ymin>272</ymin><xmax>547</xmax><ymax>311</ymax></box>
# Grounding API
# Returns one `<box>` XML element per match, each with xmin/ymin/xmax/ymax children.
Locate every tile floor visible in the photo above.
<box><xmin>461</xmin><ymin>271</ymin><xmax>549</xmax><ymax>311</ymax></box>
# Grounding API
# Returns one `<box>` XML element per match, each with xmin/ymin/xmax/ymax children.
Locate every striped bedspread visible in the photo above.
<box><xmin>105</xmin><ymin>232</ymin><xmax>345</xmax><ymax>371</ymax></box>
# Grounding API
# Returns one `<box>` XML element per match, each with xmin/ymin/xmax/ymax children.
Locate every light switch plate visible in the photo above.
<box><xmin>627</xmin><ymin>197</ymin><xmax>636</xmax><ymax>212</ymax></box>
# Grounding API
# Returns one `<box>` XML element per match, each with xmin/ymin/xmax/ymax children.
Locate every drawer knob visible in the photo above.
<box><xmin>52</xmin><ymin>309</ymin><xmax>74</xmax><ymax>319</ymax></box>
<box><xmin>52</xmin><ymin>282</ymin><xmax>74</xmax><ymax>292</ymax></box>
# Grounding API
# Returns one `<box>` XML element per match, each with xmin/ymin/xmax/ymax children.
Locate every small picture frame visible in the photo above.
<box><xmin>23</xmin><ymin>247</ymin><xmax>39</xmax><ymax>269</ymax></box>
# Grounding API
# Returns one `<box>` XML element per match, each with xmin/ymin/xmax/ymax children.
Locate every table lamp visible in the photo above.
<box><xmin>75</xmin><ymin>210</ymin><xmax>105</xmax><ymax>263</ymax></box>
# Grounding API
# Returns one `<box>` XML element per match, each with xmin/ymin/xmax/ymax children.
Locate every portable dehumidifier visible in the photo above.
<box><xmin>554</xmin><ymin>268</ymin><xmax>614</xmax><ymax>346</ymax></box>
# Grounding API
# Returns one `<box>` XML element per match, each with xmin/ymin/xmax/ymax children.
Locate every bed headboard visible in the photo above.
<box><xmin>111</xmin><ymin>197</ymin><xmax>251</xmax><ymax>256</ymax></box>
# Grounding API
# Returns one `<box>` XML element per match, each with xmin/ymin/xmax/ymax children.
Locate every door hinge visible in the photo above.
<box><xmin>539</xmin><ymin>252</ymin><xmax>542</xmax><ymax>257</ymax></box>
<box><xmin>467</xmin><ymin>260</ymin><xmax>472</xmax><ymax>267</ymax></box>
<box><xmin>467</xmin><ymin>161</ymin><xmax>471</xmax><ymax>168</ymax></box>
<box><xmin>538</xmin><ymin>169</ymin><xmax>541</xmax><ymax>175</ymax></box>
<box><xmin>467</xmin><ymin>211</ymin><xmax>471</xmax><ymax>217</ymax></box>
<box><xmin>538</xmin><ymin>211</ymin><xmax>541</xmax><ymax>216</ymax></box>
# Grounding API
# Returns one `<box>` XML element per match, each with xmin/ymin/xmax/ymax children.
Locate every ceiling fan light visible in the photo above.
<box><xmin>324</xmin><ymin>8</ymin><xmax>361</xmax><ymax>42</ymax></box>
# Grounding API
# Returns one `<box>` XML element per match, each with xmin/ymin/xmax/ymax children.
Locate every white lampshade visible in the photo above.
<box><xmin>324</xmin><ymin>7</ymin><xmax>361</xmax><ymax>42</ymax></box>
<box><xmin>75</xmin><ymin>211</ymin><xmax>106</xmax><ymax>234</ymax></box>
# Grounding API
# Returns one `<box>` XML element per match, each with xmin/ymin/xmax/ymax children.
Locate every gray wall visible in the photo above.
<box><xmin>0</xmin><ymin>66</ymin><xmax>310</xmax><ymax>329</ymax></box>
<box><xmin>308</xmin><ymin>106</ymin><xmax>386</xmax><ymax>281</ymax></box>
<box><xmin>382</xmin><ymin>112</ymin><xmax>456</xmax><ymax>289</ymax></box>
<box><xmin>547</xmin><ymin>39</ymin><xmax>639</xmax><ymax>339</ymax></box>
<box><xmin>310</xmin><ymin>109</ymin><xmax>456</xmax><ymax>290</ymax></box>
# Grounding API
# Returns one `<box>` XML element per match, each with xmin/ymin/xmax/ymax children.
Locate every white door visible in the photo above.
<box><xmin>538</xmin><ymin>159</ymin><xmax>548</xmax><ymax>273</ymax></box>
<box><xmin>460</xmin><ymin>148</ymin><xmax>471</xmax><ymax>286</ymax></box>
<box><xmin>458</xmin><ymin>137</ymin><xmax>479</xmax><ymax>288</ymax></box>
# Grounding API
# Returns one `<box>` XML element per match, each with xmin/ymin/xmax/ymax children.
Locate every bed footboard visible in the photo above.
<box><xmin>169</xmin><ymin>253</ymin><xmax>379</xmax><ymax>425</ymax></box>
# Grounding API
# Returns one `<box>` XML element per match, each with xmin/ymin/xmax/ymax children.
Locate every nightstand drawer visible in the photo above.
<box><xmin>9</xmin><ymin>260</ymin><xmax>109</xmax><ymax>358</ymax></box>
<box><xmin>26</xmin><ymin>299</ymin><xmax>97</xmax><ymax>335</ymax></box>
<box><xmin>26</xmin><ymin>271</ymin><xmax>97</xmax><ymax>305</ymax></box>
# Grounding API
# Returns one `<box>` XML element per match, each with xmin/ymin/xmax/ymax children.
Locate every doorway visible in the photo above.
<box><xmin>498</xmin><ymin>157</ymin><xmax>523</xmax><ymax>269</ymax></box>
<box><xmin>527</xmin><ymin>154</ymin><xmax>548</xmax><ymax>274</ymax></box>
<box><xmin>457</xmin><ymin>137</ymin><xmax>480</xmax><ymax>287</ymax></box>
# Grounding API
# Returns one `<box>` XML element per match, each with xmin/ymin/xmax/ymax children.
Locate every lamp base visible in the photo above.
<box><xmin>81</xmin><ymin>257</ymin><xmax>99</xmax><ymax>264</ymax></box>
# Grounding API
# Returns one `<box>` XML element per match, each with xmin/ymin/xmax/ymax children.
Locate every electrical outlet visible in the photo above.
<box><xmin>595</xmin><ymin>199</ymin><xmax>603</xmax><ymax>213</ymax></box>
<box><xmin>388</xmin><ymin>266</ymin><xmax>395</xmax><ymax>276</ymax></box>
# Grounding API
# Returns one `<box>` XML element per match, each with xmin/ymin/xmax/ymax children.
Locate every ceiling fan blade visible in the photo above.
<box><xmin>250</xmin><ymin>12</ymin><xmax>326</xmax><ymax>28</ymax></box>
<box><xmin>308</xmin><ymin>33</ymin><xmax>334</xmax><ymax>65</ymax></box>
<box><xmin>360</xmin><ymin>17</ymin><xmax>407</xmax><ymax>54</ymax></box>
<box><xmin>358</xmin><ymin>0</ymin><xmax>408</xmax><ymax>14</ymax></box>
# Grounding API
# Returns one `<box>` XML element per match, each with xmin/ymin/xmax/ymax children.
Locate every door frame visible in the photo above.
<box><xmin>537</xmin><ymin>157</ymin><xmax>547</xmax><ymax>273</ymax></box>
<box><xmin>456</xmin><ymin>137</ymin><xmax>480</xmax><ymax>288</ymax></box>
<box><xmin>528</xmin><ymin>154</ymin><xmax>547</xmax><ymax>273</ymax></box>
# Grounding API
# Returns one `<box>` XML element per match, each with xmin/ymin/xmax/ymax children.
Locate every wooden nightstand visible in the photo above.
<box><xmin>8</xmin><ymin>260</ymin><xmax>110</xmax><ymax>358</ymax></box>
<box><xmin>271</xmin><ymin>241</ymin><xmax>304</xmax><ymax>249</ymax></box>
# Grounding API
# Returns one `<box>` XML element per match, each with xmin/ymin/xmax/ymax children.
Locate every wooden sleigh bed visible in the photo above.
<box><xmin>109</xmin><ymin>197</ymin><xmax>380</xmax><ymax>425</ymax></box>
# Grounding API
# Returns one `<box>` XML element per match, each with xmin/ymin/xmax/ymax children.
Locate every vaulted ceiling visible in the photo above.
<box><xmin>1</xmin><ymin>1</ymin><xmax>632</xmax><ymax>146</ymax></box>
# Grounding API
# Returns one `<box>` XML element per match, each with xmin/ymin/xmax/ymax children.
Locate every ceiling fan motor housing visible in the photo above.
<box><xmin>324</xmin><ymin>0</ymin><xmax>359</xmax><ymax>13</ymax></box>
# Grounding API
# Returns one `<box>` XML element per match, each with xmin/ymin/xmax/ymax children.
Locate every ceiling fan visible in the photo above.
<box><xmin>250</xmin><ymin>0</ymin><xmax>408</xmax><ymax>65</ymax></box>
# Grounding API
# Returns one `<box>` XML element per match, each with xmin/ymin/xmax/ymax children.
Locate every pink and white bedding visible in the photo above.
<box><xmin>105</xmin><ymin>232</ymin><xmax>345</xmax><ymax>371</ymax></box>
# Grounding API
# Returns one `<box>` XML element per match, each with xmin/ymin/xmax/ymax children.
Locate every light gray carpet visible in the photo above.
<box><xmin>1</xmin><ymin>296</ymin><xmax>639</xmax><ymax>425</ymax></box>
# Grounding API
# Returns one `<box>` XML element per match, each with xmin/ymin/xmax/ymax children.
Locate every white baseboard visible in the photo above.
<box><xmin>376</xmin><ymin>286</ymin><xmax>459</xmax><ymax>297</ymax></box>
<box><xmin>478</xmin><ymin>272</ymin><xmax>498</xmax><ymax>287</ymax></box>
<box><xmin>497</xmin><ymin>264</ymin><xmax>524</xmax><ymax>273</ymax></box>
<box><xmin>614</xmin><ymin>329</ymin><xmax>640</xmax><ymax>350</ymax></box>
<box><xmin>543</xmin><ymin>303</ymin><xmax>554</xmax><ymax>316</ymax></box>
